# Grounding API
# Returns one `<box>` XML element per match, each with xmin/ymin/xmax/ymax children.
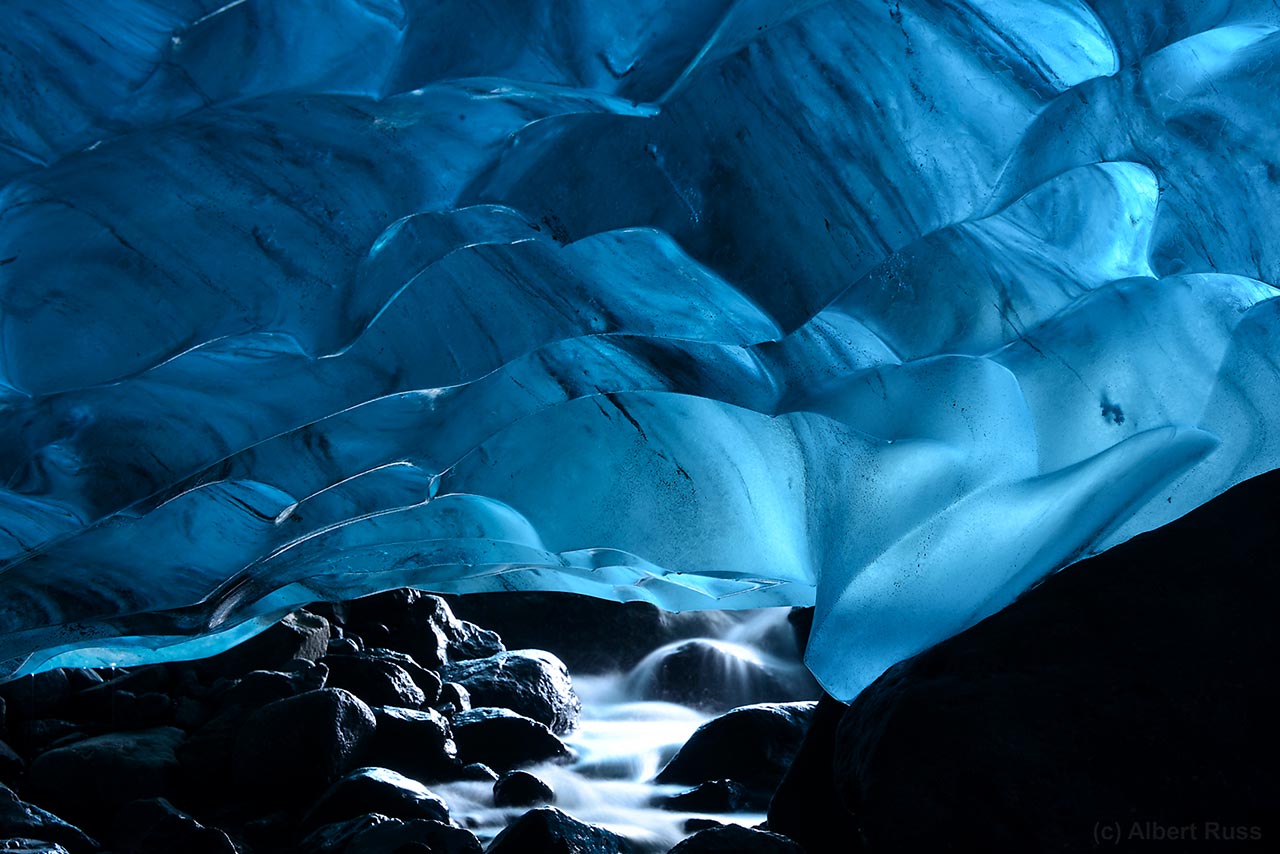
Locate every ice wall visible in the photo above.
<box><xmin>1</xmin><ymin>0</ymin><xmax>1277</xmax><ymax>699</ymax></box>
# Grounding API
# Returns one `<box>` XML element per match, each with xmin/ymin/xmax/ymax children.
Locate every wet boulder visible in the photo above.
<box><xmin>658</xmin><ymin>780</ymin><xmax>753</xmax><ymax>813</ymax></box>
<box><xmin>487</xmin><ymin>807</ymin><xmax>628</xmax><ymax>854</ymax></box>
<box><xmin>451</xmin><ymin>708</ymin><xmax>570</xmax><ymax>772</ymax></box>
<box><xmin>26</xmin><ymin>727</ymin><xmax>185</xmax><ymax>827</ymax></box>
<box><xmin>366</xmin><ymin>705</ymin><xmax>459</xmax><ymax>782</ymax></box>
<box><xmin>111</xmin><ymin>797</ymin><xmax>237</xmax><ymax>854</ymax></box>
<box><xmin>668</xmin><ymin>825</ymin><xmax>804</xmax><ymax>853</ymax></box>
<box><xmin>321</xmin><ymin>654</ymin><xmax>425</xmax><ymax>709</ymax></box>
<box><xmin>0</xmin><ymin>784</ymin><xmax>98</xmax><ymax>853</ymax></box>
<box><xmin>626</xmin><ymin>641</ymin><xmax>797</xmax><ymax>712</ymax></box>
<box><xmin>300</xmin><ymin>814</ymin><xmax>480</xmax><ymax>854</ymax></box>
<box><xmin>442</xmin><ymin>650</ymin><xmax>579</xmax><ymax>735</ymax></box>
<box><xmin>347</xmin><ymin>590</ymin><xmax>502</xmax><ymax>668</ymax></box>
<box><xmin>199</xmin><ymin>610</ymin><xmax>331</xmax><ymax>677</ymax></box>
<box><xmin>656</xmin><ymin>702</ymin><xmax>816</xmax><ymax>797</ymax></box>
<box><xmin>300</xmin><ymin>767</ymin><xmax>449</xmax><ymax>830</ymax></box>
<box><xmin>231</xmin><ymin>688</ymin><xmax>376</xmax><ymax>804</ymax></box>
<box><xmin>493</xmin><ymin>771</ymin><xmax>555</xmax><ymax>808</ymax></box>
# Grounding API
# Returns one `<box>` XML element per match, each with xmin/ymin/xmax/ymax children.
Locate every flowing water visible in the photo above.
<box><xmin>433</xmin><ymin>607</ymin><xmax>820</xmax><ymax>850</ymax></box>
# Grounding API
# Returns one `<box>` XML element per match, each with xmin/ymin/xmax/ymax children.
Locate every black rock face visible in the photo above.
<box><xmin>765</xmin><ymin>694</ymin><xmax>851</xmax><ymax>852</ymax></box>
<box><xmin>805</xmin><ymin>468</ymin><xmax>1280</xmax><ymax>852</ymax></box>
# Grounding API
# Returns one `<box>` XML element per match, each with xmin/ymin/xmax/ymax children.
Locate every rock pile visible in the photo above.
<box><xmin>0</xmin><ymin>590</ymin><xmax>816</xmax><ymax>853</ymax></box>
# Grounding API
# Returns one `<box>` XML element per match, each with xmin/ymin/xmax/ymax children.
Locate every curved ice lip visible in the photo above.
<box><xmin>2</xmin><ymin>2</ymin><xmax>1280</xmax><ymax>699</ymax></box>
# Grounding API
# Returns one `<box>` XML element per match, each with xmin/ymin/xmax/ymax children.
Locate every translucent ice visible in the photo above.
<box><xmin>0</xmin><ymin>1</ymin><xmax>1277</xmax><ymax>699</ymax></box>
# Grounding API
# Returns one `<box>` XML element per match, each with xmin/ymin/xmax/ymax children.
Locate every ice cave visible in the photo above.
<box><xmin>0</xmin><ymin>2</ymin><xmax>1275</xmax><ymax>852</ymax></box>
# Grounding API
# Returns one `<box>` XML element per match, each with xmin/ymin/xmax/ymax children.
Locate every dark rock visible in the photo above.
<box><xmin>305</xmin><ymin>602</ymin><xmax>350</xmax><ymax>630</ymax></box>
<box><xmin>0</xmin><ymin>740</ymin><xmax>24</xmax><ymax>783</ymax></box>
<box><xmin>659</xmin><ymin>780</ymin><xmax>752</xmax><ymax>813</ymax></box>
<box><xmin>442</xmin><ymin>650</ymin><xmax>579</xmax><ymax>735</ymax></box>
<box><xmin>231</xmin><ymin>688</ymin><xmax>376</xmax><ymax>804</ymax></box>
<box><xmin>785</xmin><ymin>608</ymin><xmax>814</xmax><ymax>655</ymax></box>
<box><xmin>347</xmin><ymin>590</ymin><xmax>503</xmax><ymax>668</ymax></box>
<box><xmin>446</xmin><ymin>592</ymin><xmax>737</xmax><ymax>673</ymax></box>
<box><xmin>626</xmin><ymin>640</ymin><xmax>795</xmax><ymax>712</ymax></box>
<box><xmin>493</xmin><ymin>771</ymin><xmax>555</xmax><ymax>807</ymax></box>
<box><xmin>343</xmin><ymin>819</ymin><xmax>480</xmax><ymax>854</ymax></box>
<box><xmin>0</xmin><ymin>841</ymin><xmax>72</xmax><ymax>853</ymax></box>
<box><xmin>0</xmin><ymin>784</ymin><xmax>98</xmax><ymax>853</ymax></box>
<box><xmin>364</xmin><ymin>649</ymin><xmax>441</xmax><ymax>705</ymax></box>
<box><xmin>326</xmin><ymin>638</ymin><xmax>360</xmax><ymax>656</ymax></box>
<box><xmin>367</xmin><ymin>706</ymin><xmax>459</xmax><ymax>782</ymax></box>
<box><xmin>451</xmin><ymin>708</ymin><xmax>571</xmax><ymax>772</ymax></box>
<box><xmin>239</xmin><ymin>811</ymin><xmax>294</xmax><ymax>851</ymax></box>
<box><xmin>300</xmin><ymin>814</ymin><xmax>480</xmax><ymax>854</ymax></box>
<box><xmin>766</xmin><ymin>694</ymin><xmax>851</xmax><ymax>853</ymax></box>
<box><xmin>487</xmin><ymin>807</ymin><xmax>628</xmax><ymax>854</ymax></box>
<box><xmin>683</xmin><ymin>818</ymin><xmax>723</xmax><ymax>834</ymax></box>
<box><xmin>8</xmin><ymin>720</ymin><xmax>83</xmax><ymax>758</ymax></box>
<box><xmin>668</xmin><ymin>825</ymin><xmax>804</xmax><ymax>853</ymax></box>
<box><xmin>0</xmin><ymin>671</ymin><xmax>72</xmax><ymax>722</ymax></box>
<box><xmin>175</xmin><ymin>712</ymin><xmax>242</xmax><ymax>804</ymax></box>
<box><xmin>177</xmin><ymin>661</ymin><xmax>328</xmax><ymax>792</ymax></box>
<box><xmin>355</xmin><ymin>623</ymin><xmax>391</xmax><ymax>649</ymax></box>
<box><xmin>199</xmin><ymin>610</ymin><xmax>331</xmax><ymax>676</ymax></box>
<box><xmin>458</xmin><ymin>763</ymin><xmax>498</xmax><ymax>783</ymax></box>
<box><xmin>112</xmin><ymin>797</ymin><xmax>237</xmax><ymax>854</ymax></box>
<box><xmin>436</xmin><ymin>682</ymin><xmax>471</xmax><ymax>715</ymax></box>
<box><xmin>78</xmin><ymin>666</ymin><xmax>169</xmax><ymax>700</ymax></box>
<box><xmin>322</xmin><ymin>654</ymin><xmax>425</xmax><ymax>709</ymax></box>
<box><xmin>215</xmin><ymin>662</ymin><xmax>327</xmax><ymax>713</ymax></box>
<box><xmin>825</xmin><ymin>468</ymin><xmax>1280</xmax><ymax>852</ymax></box>
<box><xmin>298</xmin><ymin>813</ymin><xmax>392</xmax><ymax>854</ymax></box>
<box><xmin>301</xmin><ymin>767</ymin><xmax>449</xmax><ymax>830</ymax></box>
<box><xmin>60</xmin><ymin>671</ymin><xmax>103</xmax><ymax>694</ymax></box>
<box><xmin>68</xmin><ymin>678</ymin><xmax>175</xmax><ymax>729</ymax></box>
<box><xmin>656</xmin><ymin>702</ymin><xmax>815</xmax><ymax>798</ymax></box>
<box><xmin>172</xmin><ymin>696</ymin><xmax>210</xmax><ymax>730</ymax></box>
<box><xmin>26</xmin><ymin>727</ymin><xmax>185</xmax><ymax>826</ymax></box>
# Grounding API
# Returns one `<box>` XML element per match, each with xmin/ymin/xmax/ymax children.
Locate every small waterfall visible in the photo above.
<box><xmin>435</xmin><ymin>607</ymin><xmax>819</xmax><ymax>850</ymax></box>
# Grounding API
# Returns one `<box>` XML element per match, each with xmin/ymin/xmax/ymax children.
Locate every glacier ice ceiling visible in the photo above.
<box><xmin>1</xmin><ymin>0</ymin><xmax>1279</xmax><ymax>699</ymax></box>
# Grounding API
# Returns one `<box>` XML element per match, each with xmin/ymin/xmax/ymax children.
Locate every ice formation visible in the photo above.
<box><xmin>1</xmin><ymin>0</ymin><xmax>1278</xmax><ymax>699</ymax></box>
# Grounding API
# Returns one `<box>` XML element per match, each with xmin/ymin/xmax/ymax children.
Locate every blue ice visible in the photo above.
<box><xmin>0</xmin><ymin>0</ymin><xmax>1277</xmax><ymax>700</ymax></box>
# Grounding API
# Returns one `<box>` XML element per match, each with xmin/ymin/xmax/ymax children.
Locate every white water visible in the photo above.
<box><xmin>434</xmin><ymin>607</ymin><xmax>818</xmax><ymax>850</ymax></box>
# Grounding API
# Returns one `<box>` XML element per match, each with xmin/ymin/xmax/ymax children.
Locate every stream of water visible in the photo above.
<box><xmin>432</xmin><ymin>607</ymin><xmax>819</xmax><ymax>850</ymax></box>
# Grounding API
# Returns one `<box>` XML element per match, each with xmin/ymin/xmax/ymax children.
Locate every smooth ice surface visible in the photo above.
<box><xmin>1</xmin><ymin>1</ymin><xmax>1278</xmax><ymax>699</ymax></box>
